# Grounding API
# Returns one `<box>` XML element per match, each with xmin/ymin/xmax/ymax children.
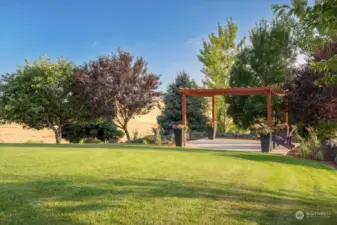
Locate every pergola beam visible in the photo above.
<box><xmin>179</xmin><ymin>87</ymin><xmax>286</xmax><ymax>97</ymax></box>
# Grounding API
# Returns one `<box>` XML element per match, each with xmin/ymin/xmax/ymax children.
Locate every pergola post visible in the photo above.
<box><xmin>284</xmin><ymin>95</ymin><xmax>289</xmax><ymax>124</ymax></box>
<box><xmin>182</xmin><ymin>93</ymin><xmax>187</xmax><ymax>146</ymax></box>
<box><xmin>267</xmin><ymin>91</ymin><xmax>272</xmax><ymax>127</ymax></box>
<box><xmin>212</xmin><ymin>96</ymin><xmax>216</xmax><ymax>123</ymax></box>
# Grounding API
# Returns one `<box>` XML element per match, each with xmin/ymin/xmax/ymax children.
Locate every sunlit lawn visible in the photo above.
<box><xmin>0</xmin><ymin>144</ymin><xmax>336</xmax><ymax>225</ymax></box>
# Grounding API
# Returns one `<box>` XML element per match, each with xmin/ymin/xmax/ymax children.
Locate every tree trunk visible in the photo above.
<box><xmin>52</xmin><ymin>127</ymin><xmax>62</xmax><ymax>144</ymax></box>
<box><xmin>123</xmin><ymin>125</ymin><xmax>131</xmax><ymax>141</ymax></box>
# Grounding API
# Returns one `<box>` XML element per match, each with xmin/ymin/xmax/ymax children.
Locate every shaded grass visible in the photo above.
<box><xmin>0</xmin><ymin>144</ymin><xmax>336</xmax><ymax>224</ymax></box>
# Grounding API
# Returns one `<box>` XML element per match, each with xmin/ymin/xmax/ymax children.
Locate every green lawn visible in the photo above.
<box><xmin>0</xmin><ymin>144</ymin><xmax>336</xmax><ymax>225</ymax></box>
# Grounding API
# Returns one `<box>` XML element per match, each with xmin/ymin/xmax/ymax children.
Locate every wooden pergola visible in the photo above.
<box><xmin>179</xmin><ymin>87</ymin><xmax>288</xmax><ymax>146</ymax></box>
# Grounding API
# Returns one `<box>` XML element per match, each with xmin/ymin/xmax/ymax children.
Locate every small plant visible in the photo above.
<box><xmin>207</xmin><ymin>121</ymin><xmax>216</xmax><ymax>128</ymax></box>
<box><xmin>172</xmin><ymin>124</ymin><xmax>188</xmax><ymax>130</ymax></box>
<box><xmin>143</xmin><ymin>135</ymin><xmax>154</xmax><ymax>144</ymax></box>
<box><xmin>132</xmin><ymin>129</ymin><xmax>139</xmax><ymax>140</ymax></box>
<box><xmin>299</xmin><ymin>142</ymin><xmax>311</xmax><ymax>159</ymax></box>
<box><xmin>251</xmin><ymin>118</ymin><xmax>272</xmax><ymax>136</ymax></box>
<box><xmin>79</xmin><ymin>138</ymin><xmax>103</xmax><ymax>144</ymax></box>
<box><xmin>251</xmin><ymin>118</ymin><xmax>288</xmax><ymax>136</ymax></box>
<box><xmin>316</xmin><ymin>151</ymin><xmax>324</xmax><ymax>161</ymax></box>
<box><xmin>307</xmin><ymin>126</ymin><xmax>320</xmax><ymax>148</ymax></box>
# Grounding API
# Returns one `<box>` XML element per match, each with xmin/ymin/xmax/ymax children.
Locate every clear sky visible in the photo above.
<box><xmin>0</xmin><ymin>0</ymin><xmax>292</xmax><ymax>89</ymax></box>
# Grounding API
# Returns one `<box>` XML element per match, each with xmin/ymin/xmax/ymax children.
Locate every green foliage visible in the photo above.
<box><xmin>0</xmin><ymin>56</ymin><xmax>87</xmax><ymax>143</ymax></box>
<box><xmin>226</xmin><ymin>17</ymin><xmax>297</xmax><ymax>129</ymax></box>
<box><xmin>273</xmin><ymin>0</ymin><xmax>337</xmax><ymax>84</ymax></box>
<box><xmin>157</xmin><ymin>72</ymin><xmax>208</xmax><ymax>135</ymax></box>
<box><xmin>316</xmin><ymin>120</ymin><xmax>337</xmax><ymax>140</ymax></box>
<box><xmin>62</xmin><ymin>121</ymin><xmax>124</xmax><ymax>143</ymax></box>
<box><xmin>79</xmin><ymin>138</ymin><xmax>103</xmax><ymax>144</ymax></box>
<box><xmin>299</xmin><ymin>141</ymin><xmax>312</xmax><ymax>159</ymax></box>
<box><xmin>295</xmin><ymin>126</ymin><xmax>320</xmax><ymax>159</ymax></box>
<box><xmin>251</xmin><ymin>118</ymin><xmax>272</xmax><ymax>136</ymax></box>
<box><xmin>143</xmin><ymin>135</ymin><xmax>154</xmax><ymax>144</ymax></box>
<box><xmin>251</xmin><ymin>118</ymin><xmax>287</xmax><ymax>136</ymax></box>
<box><xmin>307</xmin><ymin>126</ymin><xmax>320</xmax><ymax>148</ymax></box>
<box><xmin>316</xmin><ymin>151</ymin><xmax>324</xmax><ymax>161</ymax></box>
<box><xmin>198</xmin><ymin>18</ymin><xmax>244</xmax><ymax>132</ymax></box>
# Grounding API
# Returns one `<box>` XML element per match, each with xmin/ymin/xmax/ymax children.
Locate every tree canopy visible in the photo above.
<box><xmin>273</xmin><ymin>0</ymin><xmax>337</xmax><ymax>84</ymax></box>
<box><xmin>0</xmin><ymin>57</ymin><xmax>86</xmax><ymax>143</ymax></box>
<box><xmin>75</xmin><ymin>50</ymin><xmax>161</xmax><ymax>140</ymax></box>
<box><xmin>226</xmin><ymin>17</ymin><xmax>298</xmax><ymax>129</ymax></box>
<box><xmin>198</xmin><ymin>18</ymin><xmax>244</xmax><ymax>132</ymax></box>
<box><xmin>157</xmin><ymin>72</ymin><xmax>208</xmax><ymax>135</ymax></box>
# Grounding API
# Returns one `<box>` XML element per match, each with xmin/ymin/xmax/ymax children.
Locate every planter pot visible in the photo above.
<box><xmin>207</xmin><ymin>124</ymin><xmax>216</xmax><ymax>140</ymax></box>
<box><xmin>260</xmin><ymin>134</ymin><xmax>271</xmax><ymax>152</ymax></box>
<box><xmin>174</xmin><ymin>128</ymin><xmax>184</xmax><ymax>147</ymax></box>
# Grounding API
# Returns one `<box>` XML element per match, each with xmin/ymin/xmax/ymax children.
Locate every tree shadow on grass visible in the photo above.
<box><xmin>1</xmin><ymin>175</ymin><xmax>336</xmax><ymax>225</ymax></box>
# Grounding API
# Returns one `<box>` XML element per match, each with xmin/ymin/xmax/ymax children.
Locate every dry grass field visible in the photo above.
<box><xmin>0</xmin><ymin>106</ymin><xmax>162</xmax><ymax>143</ymax></box>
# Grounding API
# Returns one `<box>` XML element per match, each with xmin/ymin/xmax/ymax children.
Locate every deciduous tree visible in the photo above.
<box><xmin>75</xmin><ymin>50</ymin><xmax>161</xmax><ymax>140</ymax></box>
<box><xmin>273</xmin><ymin>0</ymin><xmax>337</xmax><ymax>84</ymax></box>
<box><xmin>226</xmin><ymin>17</ymin><xmax>297</xmax><ymax>129</ymax></box>
<box><xmin>198</xmin><ymin>18</ymin><xmax>244</xmax><ymax>133</ymax></box>
<box><xmin>0</xmin><ymin>57</ymin><xmax>85</xmax><ymax>143</ymax></box>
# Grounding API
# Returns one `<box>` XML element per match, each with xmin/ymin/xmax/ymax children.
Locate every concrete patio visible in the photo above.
<box><xmin>187</xmin><ymin>138</ymin><xmax>291</xmax><ymax>155</ymax></box>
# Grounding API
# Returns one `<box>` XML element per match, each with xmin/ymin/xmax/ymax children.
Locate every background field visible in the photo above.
<box><xmin>0</xmin><ymin>106</ymin><xmax>161</xmax><ymax>143</ymax></box>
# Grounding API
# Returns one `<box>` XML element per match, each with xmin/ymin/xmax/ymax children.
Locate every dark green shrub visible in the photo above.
<box><xmin>63</xmin><ymin>121</ymin><xmax>124</xmax><ymax>143</ymax></box>
<box><xmin>316</xmin><ymin>120</ymin><xmax>337</xmax><ymax>141</ymax></box>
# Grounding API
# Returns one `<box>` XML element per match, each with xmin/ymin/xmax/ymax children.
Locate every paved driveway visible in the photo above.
<box><xmin>187</xmin><ymin>138</ymin><xmax>291</xmax><ymax>155</ymax></box>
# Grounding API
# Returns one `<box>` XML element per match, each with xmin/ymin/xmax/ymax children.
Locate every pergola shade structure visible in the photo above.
<box><xmin>179</xmin><ymin>87</ymin><xmax>288</xmax><ymax>146</ymax></box>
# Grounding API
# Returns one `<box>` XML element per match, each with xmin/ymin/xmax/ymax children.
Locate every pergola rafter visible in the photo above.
<box><xmin>179</xmin><ymin>87</ymin><xmax>288</xmax><ymax>146</ymax></box>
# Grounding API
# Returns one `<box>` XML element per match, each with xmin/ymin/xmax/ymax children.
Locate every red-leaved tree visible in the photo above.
<box><xmin>75</xmin><ymin>50</ymin><xmax>161</xmax><ymax>140</ymax></box>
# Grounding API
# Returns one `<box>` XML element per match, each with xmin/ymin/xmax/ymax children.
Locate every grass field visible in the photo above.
<box><xmin>0</xmin><ymin>144</ymin><xmax>336</xmax><ymax>225</ymax></box>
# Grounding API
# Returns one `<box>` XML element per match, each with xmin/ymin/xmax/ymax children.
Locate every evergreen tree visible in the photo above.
<box><xmin>157</xmin><ymin>72</ymin><xmax>208</xmax><ymax>135</ymax></box>
<box><xmin>198</xmin><ymin>18</ymin><xmax>244</xmax><ymax>133</ymax></box>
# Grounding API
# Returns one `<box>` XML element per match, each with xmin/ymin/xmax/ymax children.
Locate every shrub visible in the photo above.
<box><xmin>143</xmin><ymin>135</ymin><xmax>154</xmax><ymax>144</ymax></box>
<box><xmin>316</xmin><ymin>151</ymin><xmax>324</xmax><ymax>161</ymax></box>
<box><xmin>299</xmin><ymin>142</ymin><xmax>312</xmax><ymax>159</ymax></box>
<box><xmin>79</xmin><ymin>138</ymin><xmax>103</xmax><ymax>144</ymax></box>
<box><xmin>316</xmin><ymin>120</ymin><xmax>337</xmax><ymax>141</ymax></box>
<box><xmin>63</xmin><ymin>121</ymin><xmax>124</xmax><ymax>143</ymax></box>
<box><xmin>132</xmin><ymin>129</ymin><xmax>139</xmax><ymax>140</ymax></box>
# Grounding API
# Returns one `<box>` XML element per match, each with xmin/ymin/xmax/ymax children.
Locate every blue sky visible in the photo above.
<box><xmin>0</xmin><ymin>0</ymin><xmax>293</xmax><ymax>89</ymax></box>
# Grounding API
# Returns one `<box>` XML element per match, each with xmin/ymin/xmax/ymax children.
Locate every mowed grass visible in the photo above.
<box><xmin>0</xmin><ymin>144</ymin><xmax>336</xmax><ymax>225</ymax></box>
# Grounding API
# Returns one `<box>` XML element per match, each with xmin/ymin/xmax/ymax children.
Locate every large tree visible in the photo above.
<box><xmin>75</xmin><ymin>50</ymin><xmax>161</xmax><ymax>140</ymax></box>
<box><xmin>157</xmin><ymin>72</ymin><xmax>208</xmax><ymax>135</ymax></box>
<box><xmin>198</xmin><ymin>18</ymin><xmax>244</xmax><ymax>133</ymax></box>
<box><xmin>0</xmin><ymin>57</ymin><xmax>85</xmax><ymax>143</ymax></box>
<box><xmin>285</xmin><ymin>39</ymin><xmax>337</xmax><ymax>139</ymax></box>
<box><xmin>226</xmin><ymin>17</ymin><xmax>298</xmax><ymax>129</ymax></box>
<box><xmin>273</xmin><ymin>0</ymin><xmax>337</xmax><ymax>84</ymax></box>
